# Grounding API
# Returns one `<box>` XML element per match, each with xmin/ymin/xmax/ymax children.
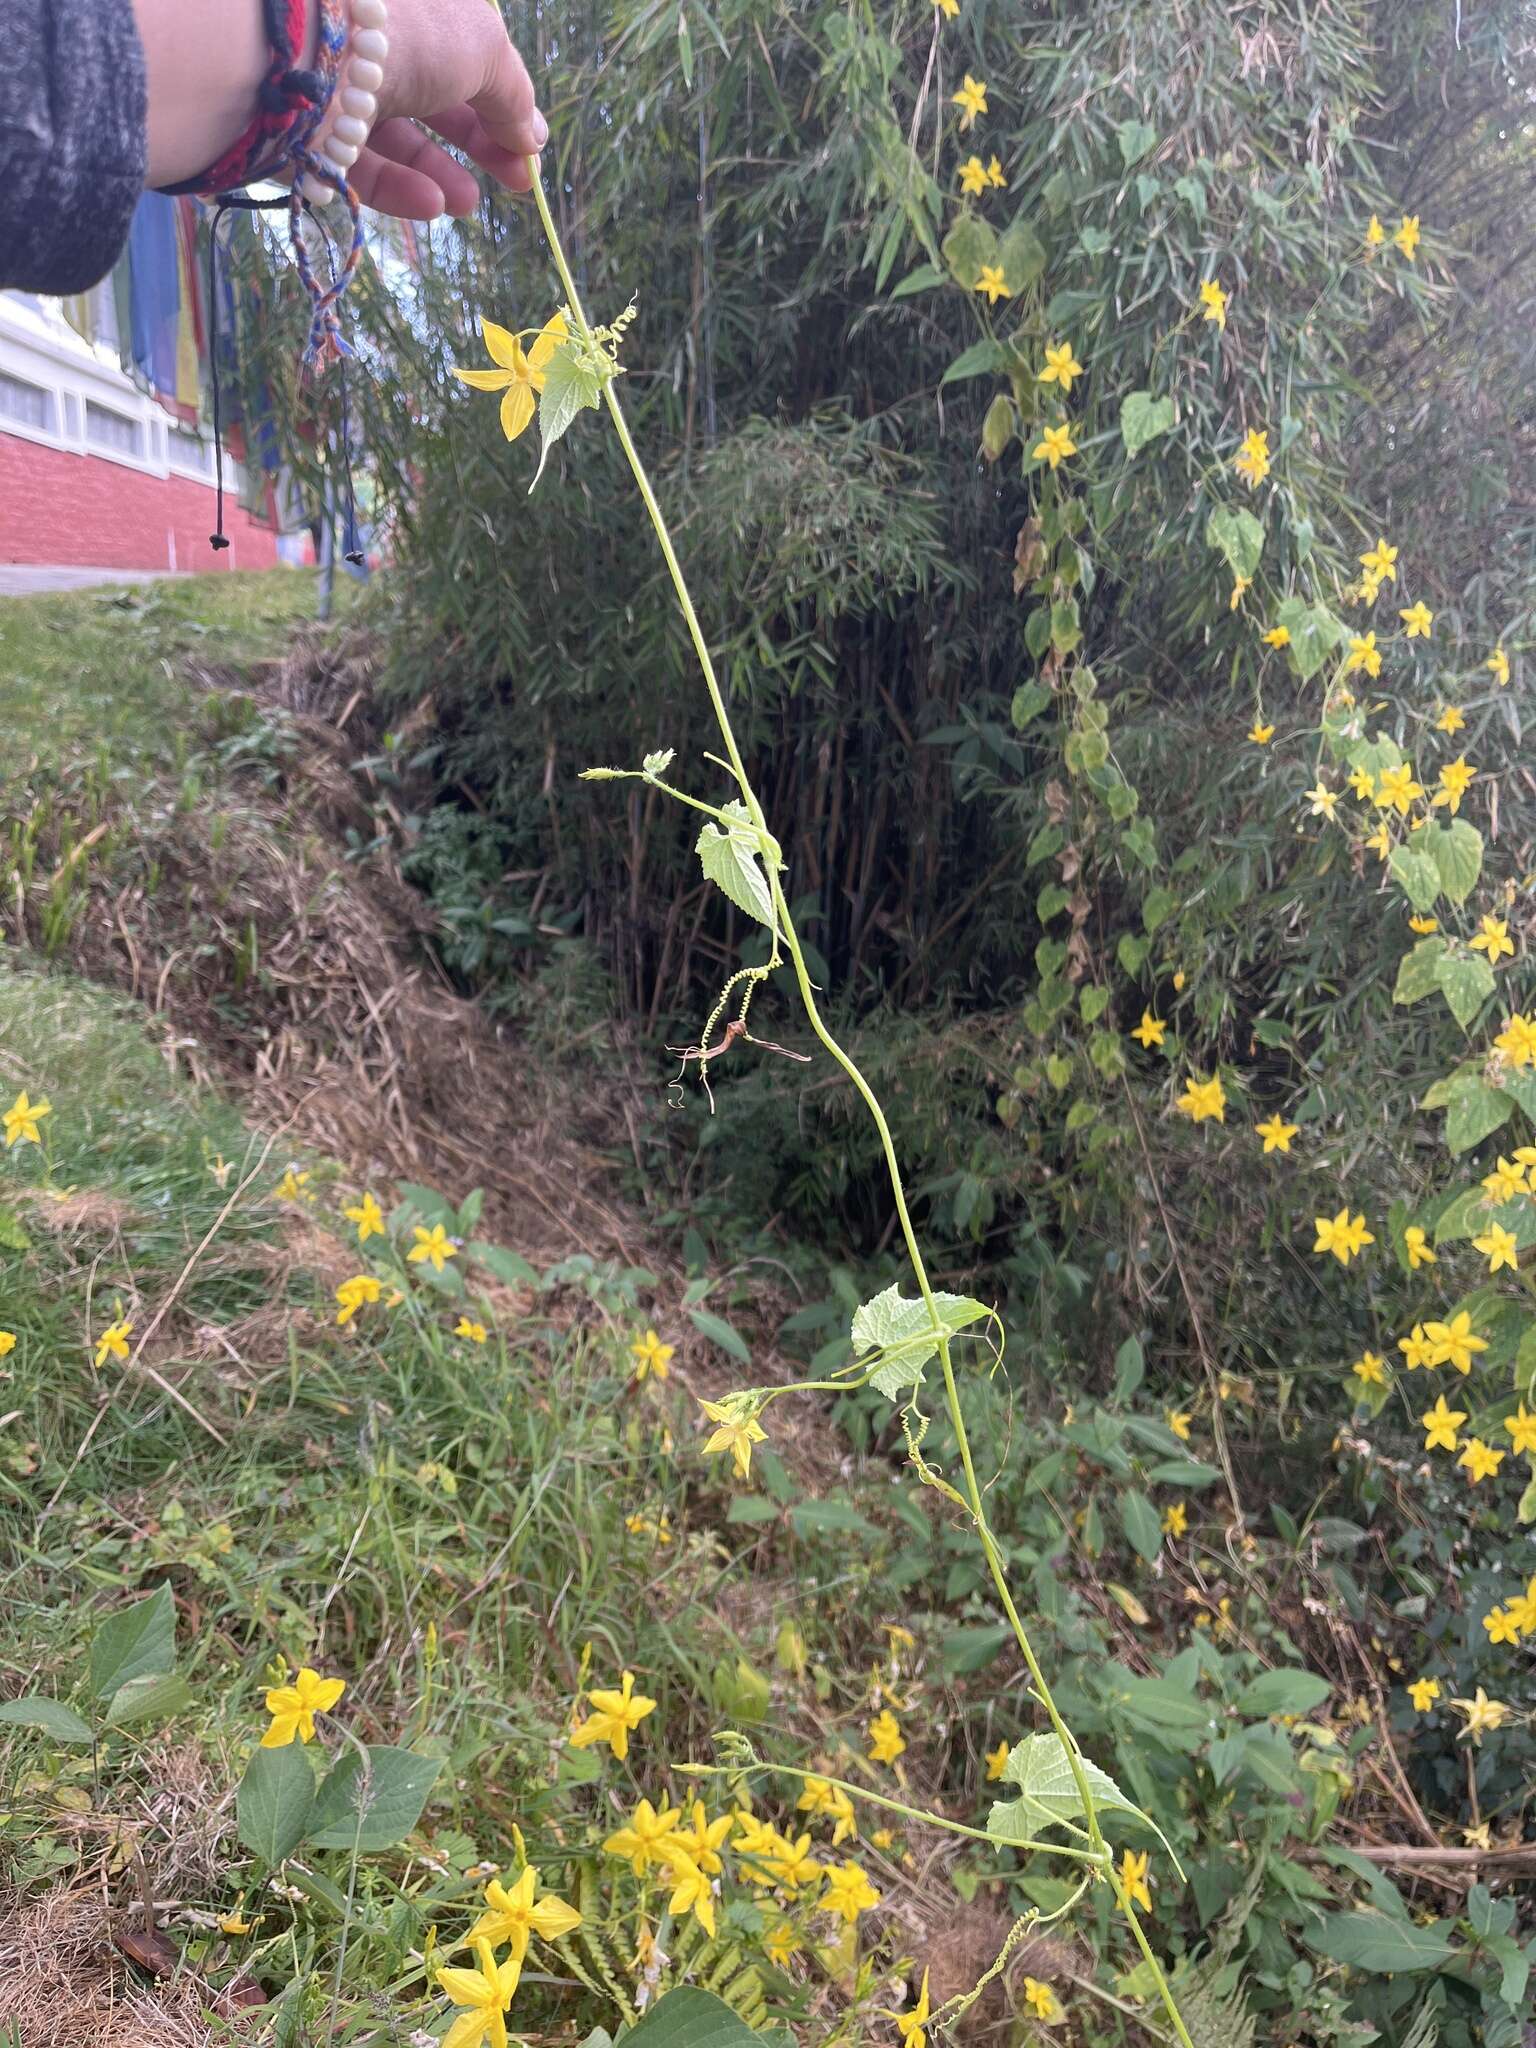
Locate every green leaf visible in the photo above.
<box><xmin>1273</xmin><ymin>597</ymin><xmax>1345</xmax><ymax>681</ymax></box>
<box><xmin>1011</xmin><ymin>682</ymin><xmax>1052</xmax><ymax>729</ymax></box>
<box><xmin>788</xmin><ymin>1499</ymin><xmax>875</xmax><ymax>1541</ymax></box>
<box><xmin>237</xmin><ymin>1741</ymin><xmax>316</xmax><ymax>1865</ymax></box>
<box><xmin>686</xmin><ymin>1307</ymin><xmax>751</xmax><ymax>1366</ymax></box>
<box><xmin>0</xmin><ymin>1206</ymin><xmax>33</xmax><ymax>1251</ymax></box>
<box><xmin>996</xmin><ymin>218</ymin><xmax>1047</xmax><ymax>292</ymax></box>
<box><xmin>941</xmin><ymin>339</ymin><xmax>1009</xmax><ymax>386</ymax></box>
<box><xmin>621</xmin><ymin>1986</ymin><xmax>764</xmax><ymax>2048</ymax></box>
<box><xmin>1205</xmin><ymin>505</ymin><xmax>1264</xmax><ymax>581</ymax></box>
<box><xmin>1103</xmin><ymin>1675</ymin><xmax>1215</xmax><ymax>1733</ymax></box>
<box><xmin>1120</xmin><ymin>390</ymin><xmax>1175</xmax><ymax>457</ymax></box>
<box><xmin>1423</xmin><ymin>819</ymin><xmax>1483</xmax><ymax>904</ymax></box>
<box><xmin>0</xmin><ymin>1696</ymin><xmax>95</xmax><ymax>1744</ymax></box>
<box><xmin>307</xmin><ymin>1745</ymin><xmax>443</xmax><ymax>1851</ymax></box>
<box><xmin>90</xmin><ymin>1584</ymin><xmax>175</xmax><ymax>1702</ymax></box>
<box><xmin>1050</xmin><ymin>598</ymin><xmax>1082</xmax><ymax>655</ymax></box>
<box><xmin>942</xmin><ymin>1624</ymin><xmax>1013</xmax><ymax>1674</ymax></box>
<box><xmin>1116</xmin><ymin>118</ymin><xmax>1157</xmax><ymax>165</ymax></box>
<box><xmin>1482</xmin><ymin>1931</ymin><xmax>1530</xmax><ymax>2011</ymax></box>
<box><xmin>1145</xmin><ymin>1458</ymin><xmax>1223</xmax><ymax>1487</ymax></box>
<box><xmin>466</xmin><ymin>1242</ymin><xmax>542</xmax><ymax>1289</ymax></box>
<box><xmin>1141</xmin><ymin>885</ymin><xmax>1176</xmax><ymax>935</ymax></box>
<box><xmin>1113</xmin><ymin>1336</ymin><xmax>1144</xmax><ymax>1402</ymax></box>
<box><xmin>1434</xmin><ymin>951</ymin><xmax>1496</xmax><ymax>1030</ymax></box>
<box><xmin>1234</xmin><ymin>1668</ymin><xmax>1332</xmax><ymax>1718</ymax></box>
<box><xmin>889</xmin><ymin>263</ymin><xmax>944</xmax><ymax>299</ymax></box>
<box><xmin>531</xmin><ymin>345</ymin><xmax>604</xmax><ymax>492</ymax></box>
<box><xmin>988</xmin><ymin>1733</ymin><xmax>1141</xmax><ymax>1840</ymax></box>
<box><xmin>103</xmin><ymin>1672</ymin><xmax>193</xmax><ymax>1728</ymax></box>
<box><xmin>725</xmin><ymin>1494</ymin><xmax>777</xmax><ymax>1526</ymax></box>
<box><xmin>1079</xmin><ymin>985</ymin><xmax>1109</xmax><ymax>1023</ymax></box>
<box><xmin>708</xmin><ymin>1655</ymin><xmax>771</xmax><ymax>1724</ymax></box>
<box><xmin>1306</xmin><ymin>1911</ymin><xmax>1459</xmax><ymax>1974</ymax></box>
<box><xmin>1517</xmin><ymin>1321</ymin><xmax>1536</xmax><ymax>1397</ymax></box>
<box><xmin>941</xmin><ymin>213</ymin><xmax>999</xmax><ymax>290</ymax></box>
<box><xmin>1393</xmin><ymin>937</ymin><xmax>1447</xmax><ymax>1005</ymax></box>
<box><xmin>1119</xmin><ymin>1490</ymin><xmax>1162</xmax><ymax>1563</ymax></box>
<box><xmin>1444</xmin><ymin>1074</ymin><xmax>1513</xmax><ymax>1156</ymax></box>
<box><xmin>1388</xmin><ymin>844</ymin><xmax>1441</xmax><ymax>915</ymax></box>
<box><xmin>696</xmin><ymin>801</ymin><xmax>776</xmax><ymax>928</ymax></box>
<box><xmin>851</xmin><ymin>1284</ymin><xmax>990</xmax><ymax>1399</ymax></box>
<box><xmin>675</xmin><ymin>6</ymin><xmax>693</xmax><ymax>85</ymax></box>
<box><xmin>1117</xmin><ymin>933</ymin><xmax>1150</xmax><ymax>975</ymax></box>
<box><xmin>1064</xmin><ymin>728</ymin><xmax>1108</xmax><ymax>773</ymax></box>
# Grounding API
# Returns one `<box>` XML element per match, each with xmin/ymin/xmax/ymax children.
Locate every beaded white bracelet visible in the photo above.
<box><xmin>302</xmin><ymin>0</ymin><xmax>388</xmax><ymax>203</ymax></box>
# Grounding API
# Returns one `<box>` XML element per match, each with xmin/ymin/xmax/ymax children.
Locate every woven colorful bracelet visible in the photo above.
<box><xmin>163</xmin><ymin>0</ymin><xmax>322</xmax><ymax>196</ymax></box>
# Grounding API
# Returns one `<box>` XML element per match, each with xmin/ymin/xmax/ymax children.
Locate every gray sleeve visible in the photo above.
<box><xmin>0</xmin><ymin>0</ymin><xmax>148</xmax><ymax>293</ymax></box>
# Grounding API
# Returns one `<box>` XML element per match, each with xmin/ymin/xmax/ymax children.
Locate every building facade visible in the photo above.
<box><xmin>0</xmin><ymin>291</ymin><xmax>289</xmax><ymax>574</ymax></box>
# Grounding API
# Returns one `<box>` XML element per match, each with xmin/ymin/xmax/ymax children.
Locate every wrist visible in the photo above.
<box><xmin>136</xmin><ymin>0</ymin><xmax>318</xmax><ymax>189</ymax></box>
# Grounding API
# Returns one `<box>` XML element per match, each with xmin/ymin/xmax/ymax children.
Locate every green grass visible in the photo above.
<box><xmin>0</xmin><ymin>570</ymin><xmax>333</xmax><ymax>776</ymax></box>
<box><xmin>0</xmin><ymin>947</ymin><xmax>877</xmax><ymax>2043</ymax></box>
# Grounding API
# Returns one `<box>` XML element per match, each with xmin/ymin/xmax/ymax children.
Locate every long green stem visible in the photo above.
<box><xmin>525</xmin><ymin>160</ymin><xmax>1194</xmax><ymax>2048</ymax></box>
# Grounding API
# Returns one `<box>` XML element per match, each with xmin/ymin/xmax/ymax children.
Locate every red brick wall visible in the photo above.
<box><xmin>0</xmin><ymin>430</ymin><xmax>281</xmax><ymax>572</ymax></box>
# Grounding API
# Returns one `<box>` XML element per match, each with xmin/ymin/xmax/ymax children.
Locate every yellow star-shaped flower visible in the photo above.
<box><xmin>262</xmin><ymin>1667</ymin><xmax>346</xmax><ymax>1747</ymax></box>
<box><xmin>974</xmin><ymin>264</ymin><xmax>1011</xmax><ymax>304</ymax></box>
<box><xmin>453</xmin><ymin>312</ymin><xmax>570</xmax><ymax>443</ymax></box>
<box><xmin>1487</xmin><ymin>648</ymin><xmax>1510</xmax><ymax>686</ymax></box>
<box><xmin>1434</xmin><ymin>704</ymin><xmax>1464</xmax><ymax>734</ymax></box>
<box><xmin>951</xmin><ymin>74</ymin><xmax>988</xmax><ymax>128</ymax></box>
<box><xmin>1312</xmin><ymin>1208</ymin><xmax>1373</xmax><ymax>1265</ymax></box>
<box><xmin>1433</xmin><ymin>756</ymin><xmax>1477</xmax><ymax>813</ymax></box>
<box><xmin>1394</xmin><ymin>214</ymin><xmax>1421</xmax><ymax>260</ymax></box>
<box><xmin>1400</xmin><ymin>600</ymin><xmax>1433</xmax><ymax>638</ymax></box>
<box><xmin>570</xmin><ymin>1670</ymin><xmax>658</xmax><ymax>1760</ymax></box>
<box><xmin>1472</xmin><ymin>1221</ymin><xmax>1519</xmax><ymax>1274</ymax></box>
<box><xmin>1032</xmin><ymin>422</ymin><xmax>1077</xmax><ymax>469</ymax></box>
<box><xmin>1037</xmin><ymin>340</ymin><xmax>1084</xmax><ymax>390</ymax></box>
<box><xmin>1254</xmin><ymin>1114</ymin><xmax>1297</xmax><ymax>1153</ymax></box>
<box><xmin>1176</xmin><ymin>1075</ymin><xmax>1226</xmax><ymax>1124</ymax></box>
<box><xmin>1198</xmin><ymin>279</ymin><xmax>1227</xmax><ymax>330</ymax></box>
<box><xmin>2</xmin><ymin>1090</ymin><xmax>51</xmax><ymax>1148</ymax></box>
<box><xmin>1345</xmin><ymin>631</ymin><xmax>1382</xmax><ymax>677</ymax></box>
<box><xmin>1456</xmin><ymin>1437</ymin><xmax>1503</xmax><ymax>1483</ymax></box>
<box><xmin>1248</xmin><ymin>722</ymin><xmax>1275</xmax><ymax>744</ymax></box>
<box><xmin>1425</xmin><ymin>1310</ymin><xmax>1487</xmax><ymax>1373</ymax></box>
<box><xmin>957</xmin><ymin>155</ymin><xmax>989</xmax><ymax>197</ymax></box>
<box><xmin>1130</xmin><ymin>1010</ymin><xmax>1166</xmax><ymax>1048</ymax></box>
<box><xmin>1420</xmin><ymin>1394</ymin><xmax>1465</xmax><ymax>1450</ymax></box>
<box><xmin>1451</xmin><ymin>1687</ymin><xmax>1510</xmax><ymax>1742</ymax></box>
<box><xmin>1360</xmin><ymin>538</ymin><xmax>1398</xmax><ymax>583</ymax></box>
<box><xmin>1306</xmin><ymin>783</ymin><xmax>1339</xmax><ymax>820</ymax></box>
<box><xmin>1233</xmin><ymin>428</ymin><xmax>1270</xmax><ymax>487</ymax></box>
<box><xmin>1470</xmin><ymin>915</ymin><xmax>1513</xmax><ymax>962</ymax></box>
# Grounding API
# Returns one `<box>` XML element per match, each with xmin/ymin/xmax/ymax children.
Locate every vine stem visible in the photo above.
<box><xmin>524</xmin><ymin>159</ymin><xmax>1195</xmax><ymax>2048</ymax></box>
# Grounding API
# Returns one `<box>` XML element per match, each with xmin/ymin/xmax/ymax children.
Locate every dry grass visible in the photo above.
<box><xmin>19</xmin><ymin>624</ymin><xmax>645</xmax><ymax>1275</ymax></box>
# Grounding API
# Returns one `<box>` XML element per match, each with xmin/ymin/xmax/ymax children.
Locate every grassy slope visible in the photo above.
<box><xmin>1</xmin><ymin>576</ymin><xmax>1477</xmax><ymax>2048</ymax></box>
<box><xmin>0</xmin><ymin>576</ymin><xmax>899</xmax><ymax>2045</ymax></box>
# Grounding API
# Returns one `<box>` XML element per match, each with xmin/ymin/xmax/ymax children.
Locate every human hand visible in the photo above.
<box><xmin>348</xmin><ymin>0</ymin><xmax>546</xmax><ymax>219</ymax></box>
